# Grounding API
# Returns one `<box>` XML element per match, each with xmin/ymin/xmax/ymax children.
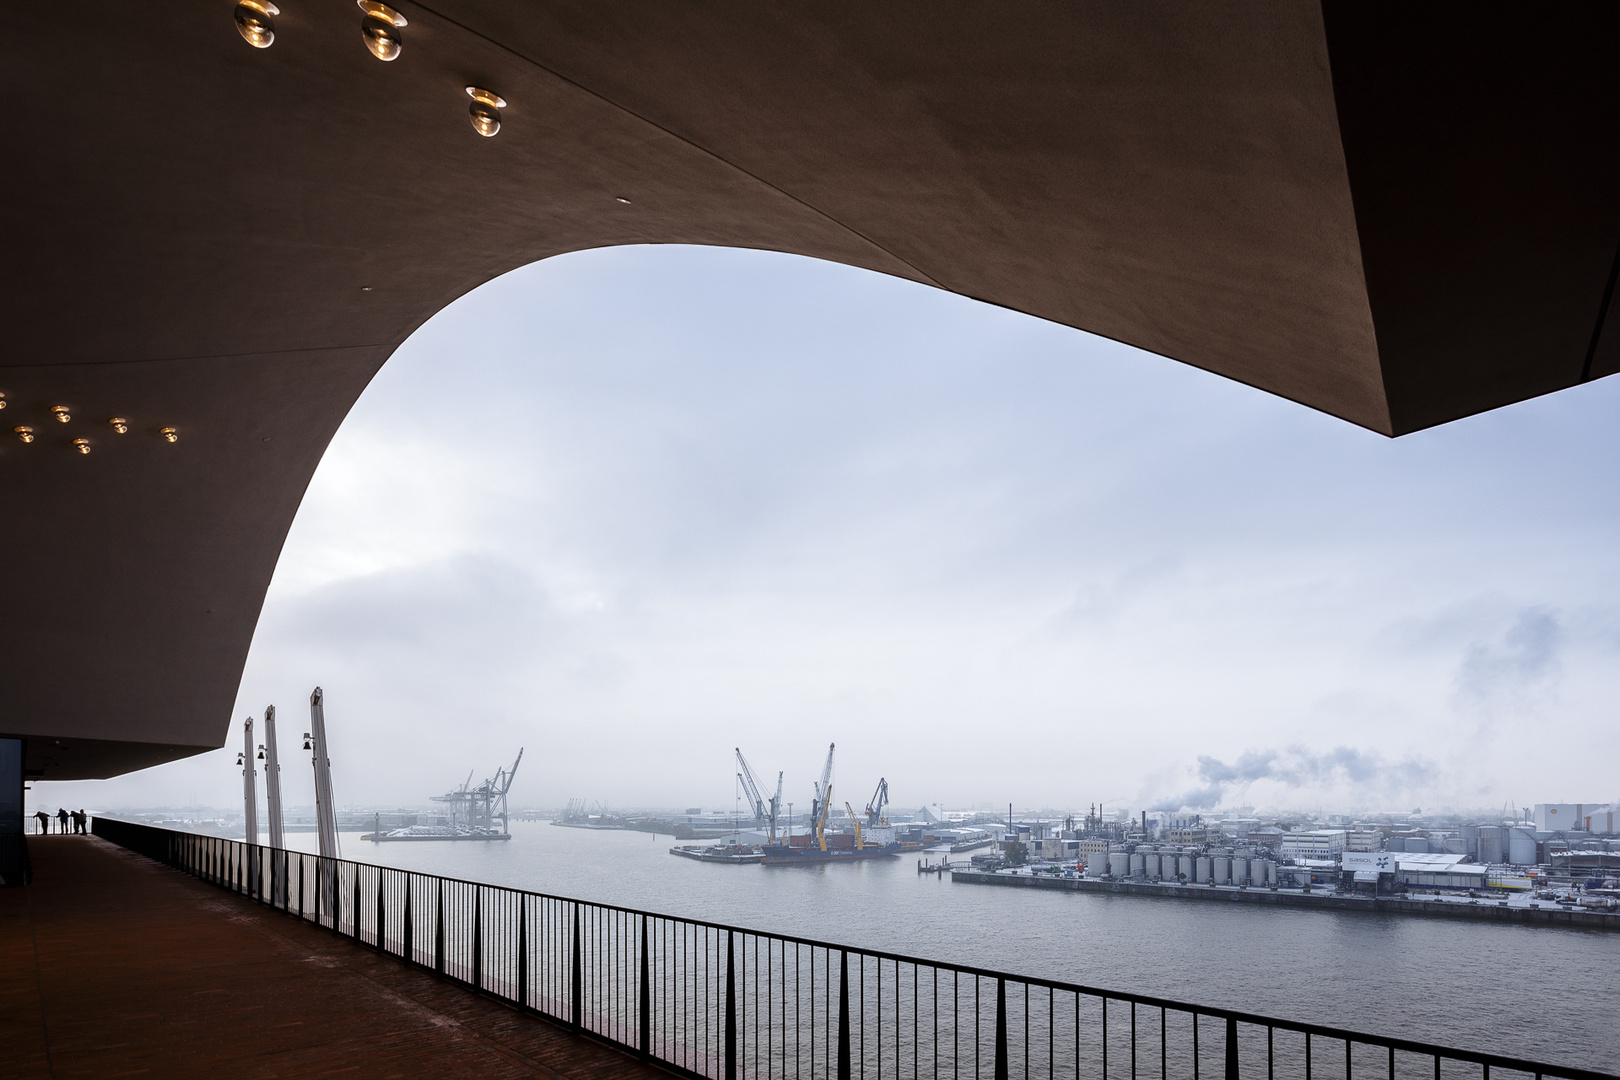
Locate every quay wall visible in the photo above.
<box><xmin>950</xmin><ymin>871</ymin><xmax>1620</xmax><ymax>931</ymax></box>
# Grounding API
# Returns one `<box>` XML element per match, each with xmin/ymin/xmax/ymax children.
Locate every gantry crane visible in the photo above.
<box><xmin>810</xmin><ymin>742</ymin><xmax>835</xmax><ymax>852</ymax></box>
<box><xmin>865</xmin><ymin>777</ymin><xmax>890</xmax><ymax>828</ymax></box>
<box><xmin>735</xmin><ymin>747</ymin><xmax>783</xmax><ymax>844</ymax></box>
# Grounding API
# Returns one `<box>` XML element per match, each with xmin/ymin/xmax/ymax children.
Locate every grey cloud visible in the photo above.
<box><xmin>1451</xmin><ymin>606</ymin><xmax>1562</xmax><ymax>722</ymax></box>
<box><xmin>1151</xmin><ymin>746</ymin><xmax>1433</xmax><ymax>811</ymax></box>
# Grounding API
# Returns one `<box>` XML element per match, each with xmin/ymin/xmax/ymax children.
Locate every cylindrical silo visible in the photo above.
<box><xmin>1144</xmin><ymin>853</ymin><xmax>1160</xmax><ymax>878</ymax></box>
<box><xmin>1109</xmin><ymin>852</ymin><xmax>1129</xmax><ymax>877</ymax></box>
<box><xmin>1232</xmin><ymin>858</ymin><xmax>1248</xmax><ymax>884</ymax></box>
<box><xmin>1129</xmin><ymin>853</ymin><xmax>1145</xmax><ymax>877</ymax></box>
<box><xmin>1213</xmin><ymin>857</ymin><xmax>1230</xmax><ymax>884</ymax></box>
<box><xmin>1195</xmin><ymin>856</ymin><xmax>1211</xmax><ymax>883</ymax></box>
<box><xmin>1265</xmin><ymin>860</ymin><xmax>1277</xmax><ymax>885</ymax></box>
<box><xmin>1179</xmin><ymin>855</ymin><xmax>1194</xmax><ymax>880</ymax></box>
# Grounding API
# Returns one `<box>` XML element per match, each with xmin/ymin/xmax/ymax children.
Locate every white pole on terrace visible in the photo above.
<box><xmin>308</xmin><ymin>687</ymin><xmax>339</xmax><ymax>860</ymax></box>
<box><xmin>263</xmin><ymin>705</ymin><xmax>284</xmax><ymax>850</ymax></box>
<box><xmin>241</xmin><ymin>717</ymin><xmax>258</xmax><ymax>847</ymax></box>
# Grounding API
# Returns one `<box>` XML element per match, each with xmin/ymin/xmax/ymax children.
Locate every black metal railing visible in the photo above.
<box><xmin>92</xmin><ymin>818</ymin><xmax>1610</xmax><ymax>1080</ymax></box>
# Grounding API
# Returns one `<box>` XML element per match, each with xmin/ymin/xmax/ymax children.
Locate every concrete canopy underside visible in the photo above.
<box><xmin>2</xmin><ymin>3</ymin><xmax>1617</xmax><ymax>778</ymax></box>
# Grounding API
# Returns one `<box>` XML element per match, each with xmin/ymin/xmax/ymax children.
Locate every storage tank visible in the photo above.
<box><xmin>1231</xmin><ymin>858</ymin><xmax>1248</xmax><ymax>884</ymax></box>
<box><xmin>1178</xmin><ymin>855</ymin><xmax>1194</xmax><ymax>880</ymax></box>
<box><xmin>1213</xmin><ymin>857</ymin><xmax>1230</xmax><ymax>884</ymax></box>
<box><xmin>1129</xmin><ymin>853</ymin><xmax>1146</xmax><ymax>877</ymax></box>
<box><xmin>1109</xmin><ymin>852</ymin><xmax>1129</xmax><ymax>877</ymax></box>
<box><xmin>1265</xmin><ymin>860</ymin><xmax>1278</xmax><ymax>885</ymax></box>
<box><xmin>1195</xmin><ymin>856</ymin><xmax>1211</xmax><ymax>883</ymax></box>
<box><xmin>1508</xmin><ymin>828</ymin><xmax>1539</xmax><ymax>866</ymax></box>
<box><xmin>1144</xmin><ymin>853</ymin><xmax>1160</xmax><ymax>878</ymax></box>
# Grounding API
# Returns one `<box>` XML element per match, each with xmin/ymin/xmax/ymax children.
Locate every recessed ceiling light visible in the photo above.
<box><xmin>160</xmin><ymin>427</ymin><xmax>179</xmax><ymax>443</ymax></box>
<box><xmin>358</xmin><ymin>1</ymin><xmax>407</xmax><ymax>61</ymax></box>
<box><xmin>234</xmin><ymin>0</ymin><xmax>280</xmax><ymax>49</ymax></box>
<box><xmin>0</xmin><ymin>392</ymin><xmax>7</xmax><ymax>409</ymax></box>
<box><xmin>615</xmin><ymin>197</ymin><xmax>632</xmax><ymax>204</ymax></box>
<box><xmin>72</xmin><ymin>438</ymin><xmax>91</xmax><ymax>455</ymax></box>
<box><xmin>51</xmin><ymin>405</ymin><xmax>70</xmax><ymax>423</ymax></box>
<box><xmin>109</xmin><ymin>417</ymin><xmax>129</xmax><ymax>434</ymax></box>
<box><xmin>466</xmin><ymin>87</ymin><xmax>506</xmax><ymax>137</ymax></box>
<box><xmin>15</xmin><ymin>426</ymin><xmax>34</xmax><ymax>444</ymax></box>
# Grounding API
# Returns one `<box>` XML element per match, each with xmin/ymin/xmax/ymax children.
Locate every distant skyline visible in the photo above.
<box><xmin>34</xmin><ymin>245</ymin><xmax>1620</xmax><ymax>819</ymax></box>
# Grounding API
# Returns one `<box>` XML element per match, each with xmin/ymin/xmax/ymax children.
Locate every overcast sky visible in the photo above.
<box><xmin>46</xmin><ymin>245</ymin><xmax>1620</xmax><ymax>819</ymax></box>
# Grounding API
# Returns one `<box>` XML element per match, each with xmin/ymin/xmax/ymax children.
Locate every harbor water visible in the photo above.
<box><xmin>287</xmin><ymin>822</ymin><xmax>1620</xmax><ymax>1073</ymax></box>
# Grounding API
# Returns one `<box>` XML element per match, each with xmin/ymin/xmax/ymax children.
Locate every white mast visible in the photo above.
<box><xmin>308</xmin><ymin>687</ymin><xmax>339</xmax><ymax>859</ymax></box>
<box><xmin>262</xmin><ymin>705</ymin><xmax>284</xmax><ymax>850</ymax></box>
<box><xmin>240</xmin><ymin>717</ymin><xmax>258</xmax><ymax>845</ymax></box>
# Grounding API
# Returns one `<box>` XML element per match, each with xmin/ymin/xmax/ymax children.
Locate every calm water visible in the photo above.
<box><xmin>285</xmin><ymin>823</ymin><xmax>1619</xmax><ymax>1072</ymax></box>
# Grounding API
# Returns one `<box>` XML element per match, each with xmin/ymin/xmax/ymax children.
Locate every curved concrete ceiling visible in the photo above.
<box><xmin>3</xmin><ymin>3</ymin><xmax>1617</xmax><ymax>779</ymax></box>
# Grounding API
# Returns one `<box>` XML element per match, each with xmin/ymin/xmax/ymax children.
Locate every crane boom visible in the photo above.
<box><xmin>735</xmin><ymin>747</ymin><xmax>768</xmax><ymax>824</ymax></box>
<box><xmin>865</xmin><ymin>777</ymin><xmax>890</xmax><ymax>827</ymax></box>
<box><xmin>811</xmin><ymin>743</ymin><xmax>835</xmax><ymax>851</ymax></box>
<box><xmin>844</xmin><ymin>801</ymin><xmax>864</xmax><ymax>850</ymax></box>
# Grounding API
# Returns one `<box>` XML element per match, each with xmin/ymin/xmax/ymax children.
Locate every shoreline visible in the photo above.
<box><xmin>950</xmin><ymin>870</ymin><xmax>1620</xmax><ymax>930</ymax></box>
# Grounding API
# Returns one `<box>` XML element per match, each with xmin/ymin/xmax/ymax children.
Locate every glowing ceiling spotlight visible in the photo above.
<box><xmin>51</xmin><ymin>405</ymin><xmax>70</xmax><ymax>423</ymax></box>
<box><xmin>0</xmin><ymin>391</ymin><xmax>7</xmax><ymax>410</ymax></box>
<box><xmin>358</xmin><ymin>1</ymin><xmax>407</xmax><ymax>61</ymax></box>
<box><xmin>72</xmin><ymin>438</ymin><xmax>91</xmax><ymax>455</ymax></box>
<box><xmin>466</xmin><ymin>87</ymin><xmax>506</xmax><ymax>137</ymax></box>
<box><xmin>234</xmin><ymin>1</ymin><xmax>280</xmax><ymax>49</ymax></box>
<box><xmin>109</xmin><ymin>417</ymin><xmax>129</xmax><ymax>434</ymax></box>
<box><xmin>15</xmin><ymin>426</ymin><xmax>34</xmax><ymax>443</ymax></box>
<box><xmin>160</xmin><ymin>427</ymin><xmax>179</xmax><ymax>443</ymax></box>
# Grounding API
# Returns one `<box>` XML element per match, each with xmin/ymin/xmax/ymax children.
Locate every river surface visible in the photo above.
<box><xmin>284</xmin><ymin>822</ymin><xmax>1618</xmax><ymax>1073</ymax></box>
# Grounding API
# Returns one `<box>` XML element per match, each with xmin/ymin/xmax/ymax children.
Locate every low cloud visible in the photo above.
<box><xmin>1151</xmin><ymin>746</ymin><xmax>1432</xmax><ymax>811</ymax></box>
<box><xmin>1452</xmin><ymin>607</ymin><xmax>1562</xmax><ymax>723</ymax></box>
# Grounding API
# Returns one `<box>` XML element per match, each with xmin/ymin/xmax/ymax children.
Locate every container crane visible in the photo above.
<box><xmin>735</xmin><ymin>747</ymin><xmax>783</xmax><ymax>844</ymax></box>
<box><xmin>865</xmin><ymin>777</ymin><xmax>890</xmax><ymax>828</ymax></box>
<box><xmin>844</xmin><ymin>801</ymin><xmax>864</xmax><ymax>849</ymax></box>
<box><xmin>810</xmin><ymin>742</ymin><xmax>835</xmax><ymax>852</ymax></box>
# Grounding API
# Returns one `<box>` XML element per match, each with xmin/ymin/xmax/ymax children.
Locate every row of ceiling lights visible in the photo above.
<box><xmin>233</xmin><ymin>1</ymin><xmax>508</xmax><ymax>137</ymax></box>
<box><xmin>1</xmin><ymin>395</ymin><xmax>177</xmax><ymax>453</ymax></box>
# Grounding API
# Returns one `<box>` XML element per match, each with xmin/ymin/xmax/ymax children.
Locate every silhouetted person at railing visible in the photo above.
<box><xmin>74</xmin><ymin>810</ymin><xmax>88</xmax><ymax>834</ymax></box>
<box><xmin>58</xmin><ymin>807</ymin><xmax>69</xmax><ymax>834</ymax></box>
<box><xmin>35</xmin><ymin>810</ymin><xmax>49</xmax><ymax>834</ymax></box>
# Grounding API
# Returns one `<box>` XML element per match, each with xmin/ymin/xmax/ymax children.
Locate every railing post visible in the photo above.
<box><xmin>995</xmin><ymin>978</ymin><xmax>1009</xmax><ymax>1080</ymax></box>
<box><xmin>377</xmin><ymin>869</ymin><xmax>387</xmax><ymax>953</ymax></box>
<box><xmin>571</xmin><ymin>903</ymin><xmax>582</xmax><ymax>1029</ymax></box>
<box><xmin>298</xmin><ymin>857</ymin><xmax>305</xmax><ymax>919</ymax></box>
<box><xmin>352</xmin><ymin>867</ymin><xmax>361</xmax><ymax>941</ymax></box>
<box><xmin>838</xmin><ymin>950</ymin><xmax>851</xmax><ymax>1080</ymax></box>
<box><xmin>472</xmin><ymin>887</ymin><xmax>483</xmax><ymax>990</ymax></box>
<box><xmin>639</xmin><ymin>914</ymin><xmax>651</xmax><ymax>1059</ymax></box>
<box><xmin>725</xmin><ymin>930</ymin><xmax>737</xmax><ymax>1080</ymax></box>
<box><xmin>1226</xmin><ymin>1017</ymin><xmax>1239</xmax><ymax>1080</ymax></box>
<box><xmin>404</xmin><ymin>882</ymin><xmax>414</xmax><ymax>964</ymax></box>
<box><xmin>518</xmin><ymin>894</ymin><xmax>528</xmax><ymax>1008</ymax></box>
<box><xmin>314</xmin><ymin>857</ymin><xmax>322</xmax><ymax>926</ymax></box>
<box><xmin>434</xmin><ymin>880</ymin><xmax>446</xmax><ymax>977</ymax></box>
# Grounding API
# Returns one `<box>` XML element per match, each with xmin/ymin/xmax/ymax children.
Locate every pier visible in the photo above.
<box><xmin>950</xmin><ymin>869</ymin><xmax>1620</xmax><ymax>930</ymax></box>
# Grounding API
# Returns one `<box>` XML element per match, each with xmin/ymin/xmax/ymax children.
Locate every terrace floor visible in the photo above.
<box><xmin>0</xmin><ymin>835</ymin><xmax>667</xmax><ymax>1079</ymax></box>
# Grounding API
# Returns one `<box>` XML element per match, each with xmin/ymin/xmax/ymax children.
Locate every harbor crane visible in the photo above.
<box><xmin>810</xmin><ymin>742</ymin><xmax>835</xmax><ymax>852</ymax></box>
<box><xmin>865</xmin><ymin>777</ymin><xmax>890</xmax><ymax>828</ymax></box>
<box><xmin>735</xmin><ymin>747</ymin><xmax>783</xmax><ymax>844</ymax></box>
<box><xmin>844</xmin><ymin>801</ymin><xmax>865</xmax><ymax>849</ymax></box>
<box><xmin>431</xmin><ymin>748</ymin><xmax>524</xmax><ymax>835</ymax></box>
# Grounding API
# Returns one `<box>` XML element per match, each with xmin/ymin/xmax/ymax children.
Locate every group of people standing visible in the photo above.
<box><xmin>34</xmin><ymin>808</ymin><xmax>88</xmax><ymax>834</ymax></box>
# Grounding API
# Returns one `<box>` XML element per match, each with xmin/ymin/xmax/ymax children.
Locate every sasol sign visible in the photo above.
<box><xmin>1342</xmin><ymin>852</ymin><xmax>1395</xmax><ymax>873</ymax></box>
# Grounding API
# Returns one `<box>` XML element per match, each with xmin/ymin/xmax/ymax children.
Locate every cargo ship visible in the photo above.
<box><xmin>760</xmin><ymin>832</ymin><xmax>904</xmax><ymax>864</ymax></box>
